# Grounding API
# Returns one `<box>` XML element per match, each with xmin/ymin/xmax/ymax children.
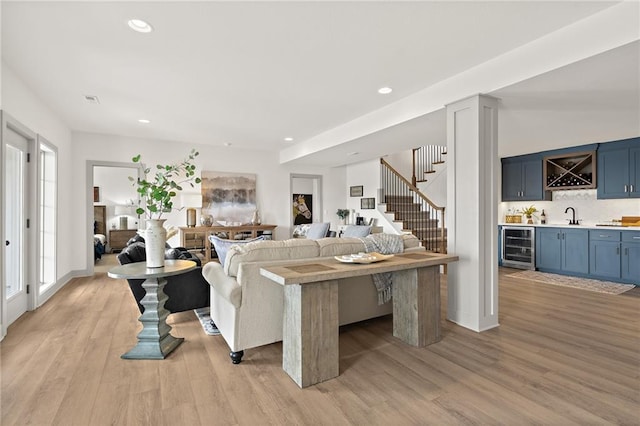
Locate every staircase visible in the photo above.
<box><xmin>380</xmin><ymin>158</ymin><xmax>447</xmax><ymax>253</ymax></box>
<box><xmin>412</xmin><ymin>145</ymin><xmax>447</xmax><ymax>186</ymax></box>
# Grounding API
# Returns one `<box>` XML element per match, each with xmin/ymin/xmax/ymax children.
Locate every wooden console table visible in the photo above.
<box><xmin>178</xmin><ymin>224</ymin><xmax>276</xmax><ymax>263</ymax></box>
<box><xmin>260</xmin><ymin>251</ymin><xmax>459</xmax><ymax>388</ymax></box>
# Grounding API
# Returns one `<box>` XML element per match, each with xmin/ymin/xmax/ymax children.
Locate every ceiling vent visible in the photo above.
<box><xmin>84</xmin><ymin>95</ymin><xmax>100</xmax><ymax>104</ymax></box>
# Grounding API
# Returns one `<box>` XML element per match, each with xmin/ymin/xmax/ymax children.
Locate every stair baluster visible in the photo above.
<box><xmin>381</xmin><ymin>158</ymin><xmax>446</xmax><ymax>253</ymax></box>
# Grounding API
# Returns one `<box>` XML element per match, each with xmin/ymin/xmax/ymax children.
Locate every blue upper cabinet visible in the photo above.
<box><xmin>597</xmin><ymin>137</ymin><xmax>640</xmax><ymax>199</ymax></box>
<box><xmin>502</xmin><ymin>155</ymin><xmax>551</xmax><ymax>201</ymax></box>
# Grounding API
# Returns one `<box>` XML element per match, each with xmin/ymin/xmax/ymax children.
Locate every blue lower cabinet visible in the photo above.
<box><xmin>562</xmin><ymin>229</ymin><xmax>589</xmax><ymax>274</ymax></box>
<box><xmin>536</xmin><ymin>227</ymin><xmax>637</xmax><ymax>284</ymax></box>
<box><xmin>536</xmin><ymin>228</ymin><xmax>562</xmax><ymax>271</ymax></box>
<box><xmin>536</xmin><ymin>228</ymin><xmax>588</xmax><ymax>274</ymax></box>
<box><xmin>589</xmin><ymin>240</ymin><xmax>621</xmax><ymax>279</ymax></box>
<box><xmin>621</xmin><ymin>231</ymin><xmax>640</xmax><ymax>282</ymax></box>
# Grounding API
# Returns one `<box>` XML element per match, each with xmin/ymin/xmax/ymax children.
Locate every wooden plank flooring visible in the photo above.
<box><xmin>1</xmin><ymin>266</ymin><xmax>638</xmax><ymax>425</ymax></box>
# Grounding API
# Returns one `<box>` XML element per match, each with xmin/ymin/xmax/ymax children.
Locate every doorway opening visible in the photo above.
<box><xmin>87</xmin><ymin>161</ymin><xmax>141</xmax><ymax>275</ymax></box>
<box><xmin>290</xmin><ymin>174</ymin><xmax>323</xmax><ymax>237</ymax></box>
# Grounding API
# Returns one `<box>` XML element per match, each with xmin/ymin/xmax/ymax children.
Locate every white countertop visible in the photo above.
<box><xmin>499</xmin><ymin>223</ymin><xmax>640</xmax><ymax>230</ymax></box>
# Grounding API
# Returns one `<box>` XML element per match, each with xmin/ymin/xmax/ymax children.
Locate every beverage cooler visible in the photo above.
<box><xmin>501</xmin><ymin>226</ymin><xmax>535</xmax><ymax>269</ymax></box>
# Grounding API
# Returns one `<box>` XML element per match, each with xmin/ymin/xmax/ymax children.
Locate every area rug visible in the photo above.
<box><xmin>507</xmin><ymin>270</ymin><xmax>636</xmax><ymax>295</ymax></box>
<box><xmin>194</xmin><ymin>307</ymin><xmax>221</xmax><ymax>336</ymax></box>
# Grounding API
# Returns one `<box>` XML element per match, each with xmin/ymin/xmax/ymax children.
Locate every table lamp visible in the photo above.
<box><xmin>114</xmin><ymin>205</ymin><xmax>131</xmax><ymax>230</ymax></box>
<box><xmin>181</xmin><ymin>193</ymin><xmax>202</xmax><ymax>227</ymax></box>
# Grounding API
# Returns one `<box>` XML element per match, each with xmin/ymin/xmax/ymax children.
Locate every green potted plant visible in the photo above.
<box><xmin>130</xmin><ymin>149</ymin><xmax>201</xmax><ymax>219</ymax></box>
<box><xmin>129</xmin><ymin>149</ymin><xmax>201</xmax><ymax>267</ymax></box>
<box><xmin>520</xmin><ymin>205</ymin><xmax>538</xmax><ymax>224</ymax></box>
<box><xmin>336</xmin><ymin>209</ymin><xmax>350</xmax><ymax>225</ymax></box>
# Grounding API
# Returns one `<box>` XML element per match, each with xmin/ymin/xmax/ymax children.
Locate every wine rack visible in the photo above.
<box><xmin>544</xmin><ymin>151</ymin><xmax>596</xmax><ymax>190</ymax></box>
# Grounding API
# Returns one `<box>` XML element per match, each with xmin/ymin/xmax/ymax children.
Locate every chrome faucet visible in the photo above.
<box><xmin>565</xmin><ymin>207</ymin><xmax>579</xmax><ymax>225</ymax></box>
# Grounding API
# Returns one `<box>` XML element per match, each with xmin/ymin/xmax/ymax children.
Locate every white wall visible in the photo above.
<box><xmin>2</xmin><ymin>63</ymin><xmax>74</xmax><ymax>280</ymax></box>
<box><xmin>71</xmin><ymin>131</ymin><xmax>347</xmax><ymax>272</ymax></box>
<box><xmin>500</xmin><ymin>189</ymin><xmax>640</xmax><ymax>226</ymax></box>
<box><xmin>344</xmin><ymin>159</ymin><xmax>393</xmax><ymax>231</ymax></box>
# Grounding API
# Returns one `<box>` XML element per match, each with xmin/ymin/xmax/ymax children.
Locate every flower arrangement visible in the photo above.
<box><xmin>129</xmin><ymin>149</ymin><xmax>201</xmax><ymax>220</ymax></box>
<box><xmin>336</xmin><ymin>209</ymin><xmax>350</xmax><ymax>220</ymax></box>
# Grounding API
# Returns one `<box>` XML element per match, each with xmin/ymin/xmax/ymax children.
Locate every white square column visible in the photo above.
<box><xmin>446</xmin><ymin>94</ymin><xmax>499</xmax><ymax>332</ymax></box>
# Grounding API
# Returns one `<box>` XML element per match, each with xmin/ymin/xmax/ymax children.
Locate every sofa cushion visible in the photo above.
<box><xmin>317</xmin><ymin>237</ymin><xmax>366</xmax><ymax>257</ymax></box>
<box><xmin>225</xmin><ymin>238</ymin><xmax>320</xmax><ymax>277</ymax></box>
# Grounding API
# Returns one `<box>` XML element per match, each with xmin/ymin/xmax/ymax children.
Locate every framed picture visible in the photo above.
<box><xmin>93</xmin><ymin>186</ymin><xmax>100</xmax><ymax>202</ymax></box>
<box><xmin>350</xmin><ymin>185</ymin><xmax>363</xmax><ymax>197</ymax></box>
<box><xmin>361</xmin><ymin>197</ymin><xmax>375</xmax><ymax>209</ymax></box>
<box><xmin>293</xmin><ymin>194</ymin><xmax>313</xmax><ymax>225</ymax></box>
<box><xmin>201</xmin><ymin>171</ymin><xmax>256</xmax><ymax>225</ymax></box>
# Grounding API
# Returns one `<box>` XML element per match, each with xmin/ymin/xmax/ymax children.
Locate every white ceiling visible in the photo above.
<box><xmin>2</xmin><ymin>1</ymin><xmax>638</xmax><ymax>167</ymax></box>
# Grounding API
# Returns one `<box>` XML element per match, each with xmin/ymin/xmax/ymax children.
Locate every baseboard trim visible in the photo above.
<box><xmin>38</xmin><ymin>269</ymin><xmax>89</xmax><ymax>307</ymax></box>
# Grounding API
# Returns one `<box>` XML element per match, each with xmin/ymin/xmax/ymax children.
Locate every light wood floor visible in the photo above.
<box><xmin>1</xmin><ymin>267</ymin><xmax>638</xmax><ymax>425</ymax></box>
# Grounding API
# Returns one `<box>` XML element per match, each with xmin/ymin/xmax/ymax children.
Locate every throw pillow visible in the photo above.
<box><xmin>210</xmin><ymin>235</ymin><xmax>264</xmax><ymax>267</ymax></box>
<box><xmin>342</xmin><ymin>225</ymin><xmax>372</xmax><ymax>238</ymax></box>
<box><xmin>292</xmin><ymin>224</ymin><xmax>311</xmax><ymax>238</ymax></box>
<box><xmin>305</xmin><ymin>222</ymin><xmax>330</xmax><ymax>240</ymax></box>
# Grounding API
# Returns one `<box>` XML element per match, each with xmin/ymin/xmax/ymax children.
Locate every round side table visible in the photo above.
<box><xmin>108</xmin><ymin>259</ymin><xmax>197</xmax><ymax>359</ymax></box>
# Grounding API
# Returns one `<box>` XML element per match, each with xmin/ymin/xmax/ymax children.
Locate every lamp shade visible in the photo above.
<box><xmin>180</xmin><ymin>193</ymin><xmax>202</xmax><ymax>227</ymax></box>
<box><xmin>180</xmin><ymin>193</ymin><xmax>202</xmax><ymax>208</ymax></box>
<box><xmin>114</xmin><ymin>205</ymin><xmax>130</xmax><ymax>216</ymax></box>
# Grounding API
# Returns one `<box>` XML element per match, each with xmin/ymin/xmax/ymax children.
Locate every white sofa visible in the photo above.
<box><xmin>201</xmin><ymin>234</ymin><xmax>424</xmax><ymax>363</ymax></box>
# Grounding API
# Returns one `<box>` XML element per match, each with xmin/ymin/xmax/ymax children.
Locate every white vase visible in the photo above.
<box><xmin>141</xmin><ymin>219</ymin><xmax>167</xmax><ymax>268</ymax></box>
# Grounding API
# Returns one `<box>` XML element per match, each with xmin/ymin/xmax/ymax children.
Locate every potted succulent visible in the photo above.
<box><xmin>336</xmin><ymin>209</ymin><xmax>350</xmax><ymax>225</ymax></box>
<box><xmin>520</xmin><ymin>205</ymin><xmax>538</xmax><ymax>224</ymax></box>
<box><xmin>129</xmin><ymin>149</ymin><xmax>201</xmax><ymax>267</ymax></box>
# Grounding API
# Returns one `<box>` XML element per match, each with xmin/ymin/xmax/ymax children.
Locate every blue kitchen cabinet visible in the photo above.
<box><xmin>536</xmin><ymin>227</ymin><xmax>588</xmax><ymax>275</ymax></box>
<box><xmin>621</xmin><ymin>231</ymin><xmax>640</xmax><ymax>282</ymax></box>
<box><xmin>587</xmin><ymin>230</ymin><xmax>639</xmax><ymax>283</ymax></box>
<box><xmin>536</xmin><ymin>228</ymin><xmax>562</xmax><ymax>270</ymax></box>
<box><xmin>502</xmin><ymin>155</ymin><xmax>550</xmax><ymax>201</ymax></box>
<box><xmin>589</xmin><ymin>230</ymin><xmax>621</xmax><ymax>279</ymax></box>
<box><xmin>597</xmin><ymin>137</ymin><xmax>640</xmax><ymax>199</ymax></box>
<box><xmin>563</xmin><ymin>229</ymin><xmax>589</xmax><ymax>274</ymax></box>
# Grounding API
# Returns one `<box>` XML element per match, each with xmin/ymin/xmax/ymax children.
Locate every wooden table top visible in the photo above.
<box><xmin>260</xmin><ymin>251</ymin><xmax>458</xmax><ymax>285</ymax></box>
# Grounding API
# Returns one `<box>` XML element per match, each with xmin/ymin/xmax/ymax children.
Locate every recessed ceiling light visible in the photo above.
<box><xmin>224</xmin><ymin>142</ymin><xmax>232</xmax><ymax>147</ymax></box>
<box><xmin>284</xmin><ymin>137</ymin><xmax>294</xmax><ymax>142</ymax></box>
<box><xmin>128</xmin><ymin>19</ymin><xmax>153</xmax><ymax>33</ymax></box>
<box><xmin>377</xmin><ymin>87</ymin><xmax>393</xmax><ymax>95</ymax></box>
<box><xmin>138</xmin><ymin>119</ymin><xmax>150</xmax><ymax>124</ymax></box>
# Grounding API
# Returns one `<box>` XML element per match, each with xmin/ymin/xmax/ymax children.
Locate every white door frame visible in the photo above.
<box><xmin>290</xmin><ymin>173</ymin><xmax>323</xmax><ymax>235</ymax></box>
<box><xmin>86</xmin><ymin>160</ymin><xmax>142</xmax><ymax>275</ymax></box>
<box><xmin>1</xmin><ymin>111</ymin><xmax>37</xmax><ymax>338</ymax></box>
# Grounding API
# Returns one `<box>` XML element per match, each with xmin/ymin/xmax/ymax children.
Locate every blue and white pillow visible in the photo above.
<box><xmin>210</xmin><ymin>234</ymin><xmax>264</xmax><ymax>266</ymax></box>
<box><xmin>342</xmin><ymin>225</ymin><xmax>372</xmax><ymax>238</ymax></box>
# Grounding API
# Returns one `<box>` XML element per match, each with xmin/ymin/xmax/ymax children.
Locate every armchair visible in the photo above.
<box><xmin>117</xmin><ymin>241</ymin><xmax>210</xmax><ymax>314</ymax></box>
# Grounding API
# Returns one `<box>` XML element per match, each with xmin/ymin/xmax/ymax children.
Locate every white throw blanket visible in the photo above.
<box><xmin>359</xmin><ymin>234</ymin><xmax>405</xmax><ymax>304</ymax></box>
